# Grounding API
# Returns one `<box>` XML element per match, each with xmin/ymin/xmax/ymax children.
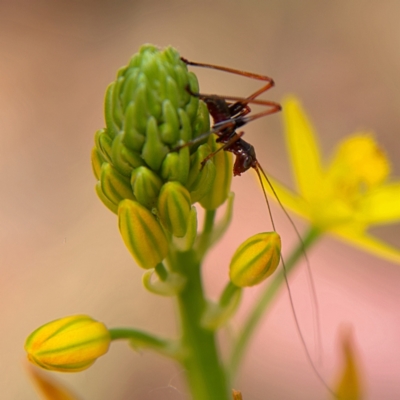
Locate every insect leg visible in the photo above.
<box><xmin>185</xmin><ymin>85</ymin><xmax>281</xmax><ymax>121</ymax></box>
<box><xmin>199</xmin><ymin>131</ymin><xmax>246</xmax><ymax>169</ymax></box>
<box><xmin>172</xmin><ymin>119</ymin><xmax>236</xmax><ymax>151</ymax></box>
<box><xmin>181</xmin><ymin>57</ymin><xmax>276</xmax><ymax>96</ymax></box>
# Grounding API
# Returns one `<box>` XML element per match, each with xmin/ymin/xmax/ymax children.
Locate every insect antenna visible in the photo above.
<box><xmin>254</xmin><ymin>162</ymin><xmax>335</xmax><ymax>396</ymax></box>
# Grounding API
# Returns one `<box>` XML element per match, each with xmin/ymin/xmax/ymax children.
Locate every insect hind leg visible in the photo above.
<box><xmin>181</xmin><ymin>57</ymin><xmax>276</xmax><ymax>97</ymax></box>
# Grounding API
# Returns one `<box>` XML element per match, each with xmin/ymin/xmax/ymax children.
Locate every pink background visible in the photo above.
<box><xmin>1</xmin><ymin>1</ymin><xmax>400</xmax><ymax>399</ymax></box>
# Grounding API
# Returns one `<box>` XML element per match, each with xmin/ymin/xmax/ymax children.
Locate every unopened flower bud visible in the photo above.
<box><xmin>100</xmin><ymin>163</ymin><xmax>135</xmax><ymax>206</ymax></box>
<box><xmin>186</xmin><ymin>143</ymin><xmax>216</xmax><ymax>204</ymax></box>
<box><xmin>158</xmin><ymin>181</ymin><xmax>191</xmax><ymax>237</ymax></box>
<box><xmin>131</xmin><ymin>166</ymin><xmax>163</xmax><ymax>209</ymax></box>
<box><xmin>118</xmin><ymin>199</ymin><xmax>169</xmax><ymax>269</ymax></box>
<box><xmin>200</xmin><ymin>136</ymin><xmax>233</xmax><ymax>210</ymax></box>
<box><xmin>160</xmin><ymin>146</ymin><xmax>190</xmax><ymax>185</ymax></box>
<box><xmin>229</xmin><ymin>232</ymin><xmax>281</xmax><ymax>287</ymax></box>
<box><xmin>24</xmin><ymin>315</ymin><xmax>111</xmax><ymax>372</ymax></box>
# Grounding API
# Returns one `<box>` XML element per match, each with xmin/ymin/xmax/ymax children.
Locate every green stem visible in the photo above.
<box><xmin>196</xmin><ymin>209</ymin><xmax>216</xmax><ymax>258</ymax></box>
<box><xmin>109</xmin><ymin>328</ymin><xmax>180</xmax><ymax>358</ymax></box>
<box><xmin>172</xmin><ymin>249</ymin><xmax>230</xmax><ymax>400</ymax></box>
<box><xmin>229</xmin><ymin>226</ymin><xmax>321</xmax><ymax>378</ymax></box>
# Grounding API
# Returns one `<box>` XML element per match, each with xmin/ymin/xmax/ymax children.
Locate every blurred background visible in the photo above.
<box><xmin>2</xmin><ymin>0</ymin><xmax>400</xmax><ymax>399</ymax></box>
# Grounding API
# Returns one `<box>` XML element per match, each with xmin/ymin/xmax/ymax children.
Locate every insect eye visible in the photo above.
<box><xmin>243</xmin><ymin>155</ymin><xmax>253</xmax><ymax>170</ymax></box>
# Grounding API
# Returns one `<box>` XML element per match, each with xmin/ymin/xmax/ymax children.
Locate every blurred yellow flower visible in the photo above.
<box><xmin>264</xmin><ymin>97</ymin><xmax>400</xmax><ymax>263</ymax></box>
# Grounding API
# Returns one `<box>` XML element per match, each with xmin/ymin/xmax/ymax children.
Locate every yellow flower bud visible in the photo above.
<box><xmin>229</xmin><ymin>232</ymin><xmax>281</xmax><ymax>287</ymax></box>
<box><xmin>118</xmin><ymin>199</ymin><xmax>169</xmax><ymax>269</ymax></box>
<box><xmin>24</xmin><ymin>315</ymin><xmax>111</xmax><ymax>373</ymax></box>
<box><xmin>186</xmin><ymin>143</ymin><xmax>216</xmax><ymax>204</ymax></box>
<box><xmin>199</xmin><ymin>135</ymin><xmax>233</xmax><ymax>210</ymax></box>
<box><xmin>130</xmin><ymin>166</ymin><xmax>163</xmax><ymax>209</ymax></box>
<box><xmin>157</xmin><ymin>181</ymin><xmax>191</xmax><ymax>237</ymax></box>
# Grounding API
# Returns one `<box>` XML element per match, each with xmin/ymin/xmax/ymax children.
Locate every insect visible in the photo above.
<box><xmin>180</xmin><ymin>57</ymin><xmax>281</xmax><ymax>178</ymax></box>
<box><xmin>180</xmin><ymin>57</ymin><xmax>335</xmax><ymax>396</ymax></box>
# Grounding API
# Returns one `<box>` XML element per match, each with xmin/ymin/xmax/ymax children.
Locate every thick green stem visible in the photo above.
<box><xmin>230</xmin><ymin>226</ymin><xmax>321</xmax><ymax>378</ymax></box>
<box><xmin>172</xmin><ymin>249</ymin><xmax>230</xmax><ymax>400</ymax></box>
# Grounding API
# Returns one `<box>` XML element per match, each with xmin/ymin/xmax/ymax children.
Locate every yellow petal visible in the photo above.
<box><xmin>282</xmin><ymin>96</ymin><xmax>324</xmax><ymax>201</ymax></box>
<box><xmin>331</xmin><ymin>227</ymin><xmax>400</xmax><ymax>264</ymax></box>
<box><xmin>258</xmin><ymin>173</ymin><xmax>310</xmax><ymax>220</ymax></box>
<box><xmin>359</xmin><ymin>182</ymin><xmax>400</xmax><ymax>224</ymax></box>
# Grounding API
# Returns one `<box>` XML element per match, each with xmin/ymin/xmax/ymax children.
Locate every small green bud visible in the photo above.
<box><xmin>94</xmin><ymin>129</ymin><xmax>113</xmax><ymax>163</ymax></box>
<box><xmin>142</xmin><ymin>116</ymin><xmax>169</xmax><ymax>171</ymax></box>
<box><xmin>192</xmin><ymin>99</ymin><xmax>211</xmax><ymax>138</ymax></box>
<box><xmin>160</xmin><ymin>99</ymin><xmax>180</xmax><ymax>144</ymax></box>
<box><xmin>160</xmin><ymin>146</ymin><xmax>190</xmax><ymax>185</ymax></box>
<box><xmin>131</xmin><ymin>166</ymin><xmax>163</xmax><ymax>209</ymax></box>
<box><xmin>120</xmin><ymin>142</ymin><xmax>145</xmax><ymax>169</ymax></box>
<box><xmin>24</xmin><ymin>315</ymin><xmax>111</xmax><ymax>372</ymax></box>
<box><xmin>91</xmin><ymin>147</ymin><xmax>105</xmax><ymax>180</ymax></box>
<box><xmin>178</xmin><ymin>108</ymin><xmax>193</xmax><ymax>143</ymax></box>
<box><xmin>157</xmin><ymin>181</ymin><xmax>191</xmax><ymax>237</ymax></box>
<box><xmin>186</xmin><ymin>143</ymin><xmax>216</xmax><ymax>204</ymax></box>
<box><xmin>95</xmin><ymin>182</ymin><xmax>119</xmax><ymax>214</ymax></box>
<box><xmin>229</xmin><ymin>232</ymin><xmax>281</xmax><ymax>287</ymax></box>
<box><xmin>100</xmin><ymin>163</ymin><xmax>135</xmax><ymax>205</ymax></box>
<box><xmin>111</xmin><ymin>133</ymin><xmax>134</xmax><ymax>177</ymax></box>
<box><xmin>104</xmin><ymin>83</ymin><xmax>119</xmax><ymax>138</ymax></box>
<box><xmin>123</xmin><ymin>103</ymin><xmax>145</xmax><ymax>152</ymax></box>
<box><xmin>118</xmin><ymin>199</ymin><xmax>169</xmax><ymax>269</ymax></box>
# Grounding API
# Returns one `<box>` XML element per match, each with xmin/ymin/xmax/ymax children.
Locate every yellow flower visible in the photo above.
<box><xmin>25</xmin><ymin>315</ymin><xmax>111</xmax><ymax>372</ymax></box>
<box><xmin>264</xmin><ymin>96</ymin><xmax>400</xmax><ymax>263</ymax></box>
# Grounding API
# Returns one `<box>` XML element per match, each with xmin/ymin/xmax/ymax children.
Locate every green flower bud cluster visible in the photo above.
<box><xmin>92</xmin><ymin>45</ymin><xmax>232</xmax><ymax>269</ymax></box>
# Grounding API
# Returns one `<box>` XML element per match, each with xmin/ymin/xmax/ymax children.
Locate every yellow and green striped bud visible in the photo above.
<box><xmin>158</xmin><ymin>181</ymin><xmax>192</xmax><ymax>237</ymax></box>
<box><xmin>186</xmin><ymin>142</ymin><xmax>216</xmax><ymax>204</ymax></box>
<box><xmin>229</xmin><ymin>232</ymin><xmax>281</xmax><ymax>287</ymax></box>
<box><xmin>118</xmin><ymin>199</ymin><xmax>169</xmax><ymax>269</ymax></box>
<box><xmin>131</xmin><ymin>166</ymin><xmax>163</xmax><ymax>209</ymax></box>
<box><xmin>24</xmin><ymin>315</ymin><xmax>111</xmax><ymax>373</ymax></box>
<box><xmin>199</xmin><ymin>135</ymin><xmax>233</xmax><ymax>210</ymax></box>
<box><xmin>100</xmin><ymin>163</ymin><xmax>135</xmax><ymax>206</ymax></box>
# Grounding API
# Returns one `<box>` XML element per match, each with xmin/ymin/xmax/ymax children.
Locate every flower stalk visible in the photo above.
<box><xmin>24</xmin><ymin>45</ymin><xmax>400</xmax><ymax>400</ymax></box>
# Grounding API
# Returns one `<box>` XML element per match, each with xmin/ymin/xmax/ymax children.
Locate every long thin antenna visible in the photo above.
<box><xmin>255</xmin><ymin>162</ymin><xmax>322</xmax><ymax>359</ymax></box>
<box><xmin>254</xmin><ymin>165</ymin><xmax>335</xmax><ymax>397</ymax></box>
